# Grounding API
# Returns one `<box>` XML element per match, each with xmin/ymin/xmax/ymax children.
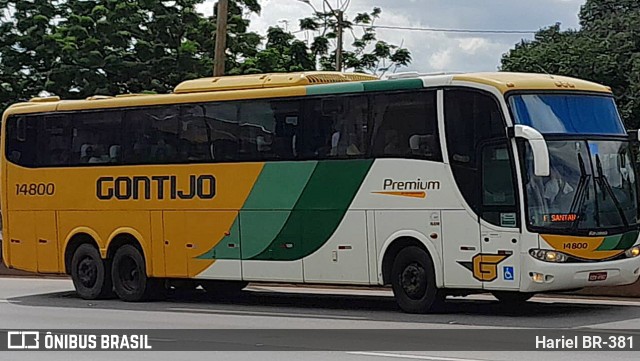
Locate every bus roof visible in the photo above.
<box><xmin>451</xmin><ymin>72</ymin><xmax>612</xmax><ymax>94</ymax></box>
<box><xmin>3</xmin><ymin>71</ymin><xmax>612</xmax><ymax>116</ymax></box>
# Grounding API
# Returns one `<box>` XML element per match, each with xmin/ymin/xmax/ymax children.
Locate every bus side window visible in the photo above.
<box><xmin>445</xmin><ymin>89</ymin><xmax>506</xmax><ymax>213</ymax></box>
<box><xmin>238</xmin><ymin>100</ymin><xmax>299</xmax><ymax>161</ymax></box>
<box><xmin>123</xmin><ymin>107</ymin><xmax>179</xmax><ymax>164</ymax></box>
<box><xmin>180</xmin><ymin>105</ymin><xmax>214</xmax><ymax>162</ymax></box>
<box><xmin>301</xmin><ymin>95</ymin><xmax>368</xmax><ymax>160</ymax></box>
<box><xmin>71</xmin><ymin>111</ymin><xmax>122</xmax><ymax>165</ymax></box>
<box><xmin>6</xmin><ymin>115</ymin><xmax>38</xmax><ymax>167</ymax></box>
<box><xmin>202</xmin><ymin>102</ymin><xmax>240</xmax><ymax>161</ymax></box>
<box><xmin>481</xmin><ymin>142</ymin><xmax>518</xmax><ymax>227</ymax></box>
<box><xmin>370</xmin><ymin>90</ymin><xmax>440</xmax><ymax>161</ymax></box>
<box><xmin>42</xmin><ymin>115</ymin><xmax>72</xmax><ymax>166</ymax></box>
<box><xmin>298</xmin><ymin>97</ymin><xmax>334</xmax><ymax>159</ymax></box>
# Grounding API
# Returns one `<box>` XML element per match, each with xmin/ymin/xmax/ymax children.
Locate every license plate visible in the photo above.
<box><xmin>588</xmin><ymin>272</ymin><xmax>607</xmax><ymax>281</ymax></box>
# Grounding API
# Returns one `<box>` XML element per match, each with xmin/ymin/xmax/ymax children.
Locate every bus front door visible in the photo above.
<box><xmin>478</xmin><ymin>142</ymin><xmax>521</xmax><ymax>290</ymax></box>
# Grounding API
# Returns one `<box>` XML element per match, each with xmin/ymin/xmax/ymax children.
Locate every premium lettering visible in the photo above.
<box><xmin>383</xmin><ymin>178</ymin><xmax>441</xmax><ymax>191</ymax></box>
<box><xmin>97</xmin><ymin>175</ymin><xmax>216</xmax><ymax>200</ymax></box>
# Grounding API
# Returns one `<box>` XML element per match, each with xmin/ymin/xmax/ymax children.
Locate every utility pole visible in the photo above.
<box><xmin>213</xmin><ymin>0</ymin><xmax>229</xmax><ymax>76</ymax></box>
<box><xmin>335</xmin><ymin>9</ymin><xmax>343</xmax><ymax>72</ymax></box>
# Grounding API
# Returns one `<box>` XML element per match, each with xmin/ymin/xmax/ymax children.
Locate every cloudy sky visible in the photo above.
<box><xmin>198</xmin><ymin>0</ymin><xmax>586</xmax><ymax>73</ymax></box>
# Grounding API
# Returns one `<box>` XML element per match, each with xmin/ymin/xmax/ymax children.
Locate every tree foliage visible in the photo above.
<box><xmin>0</xmin><ymin>0</ymin><xmax>261</xmax><ymax>110</ymax></box>
<box><xmin>501</xmin><ymin>0</ymin><xmax>640</xmax><ymax>128</ymax></box>
<box><xmin>301</xmin><ymin>5</ymin><xmax>411</xmax><ymax>74</ymax></box>
<box><xmin>236</xmin><ymin>5</ymin><xmax>412</xmax><ymax>75</ymax></box>
<box><xmin>0</xmin><ymin>0</ymin><xmax>412</xmax><ymax>112</ymax></box>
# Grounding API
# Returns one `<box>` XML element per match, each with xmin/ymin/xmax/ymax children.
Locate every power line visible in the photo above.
<box><xmin>291</xmin><ymin>23</ymin><xmax>537</xmax><ymax>36</ymax></box>
<box><xmin>359</xmin><ymin>24</ymin><xmax>537</xmax><ymax>35</ymax></box>
<box><xmin>292</xmin><ymin>24</ymin><xmax>535</xmax><ymax>36</ymax></box>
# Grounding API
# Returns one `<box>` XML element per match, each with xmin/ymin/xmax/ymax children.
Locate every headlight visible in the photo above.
<box><xmin>529</xmin><ymin>249</ymin><xmax>569</xmax><ymax>263</ymax></box>
<box><xmin>625</xmin><ymin>245</ymin><xmax>640</xmax><ymax>258</ymax></box>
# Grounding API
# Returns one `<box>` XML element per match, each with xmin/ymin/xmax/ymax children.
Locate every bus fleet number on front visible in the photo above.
<box><xmin>15</xmin><ymin>183</ymin><xmax>55</xmax><ymax>196</ymax></box>
<box><xmin>563</xmin><ymin>242</ymin><xmax>589</xmax><ymax>250</ymax></box>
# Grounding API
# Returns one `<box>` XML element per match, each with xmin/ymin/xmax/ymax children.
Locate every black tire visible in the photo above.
<box><xmin>201</xmin><ymin>280</ymin><xmax>248</xmax><ymax>295</ymax></box>
<box><xmin>70</xmin><ymin>244</ymin><xmax>114</xmax><ymax>300</ymax></box>
<box><xmin>492</xmin><ymin>291</ymin><xmax>534</xmax><ymax>305</ymax></box>
<box><xmin>111</xmin><ymin>244</ymin><xmax>163</xmax><ymax>301</ymax></box>
<box><xmin>391</xmin><ymin>246</ymin><xmax>444</xmax><ymax>313</ymax></box>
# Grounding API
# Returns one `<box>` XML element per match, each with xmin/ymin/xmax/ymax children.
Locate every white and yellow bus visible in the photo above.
<box><xmin>2</xmin><ymin>71</ymin><xmax>640</xmax><ymax>313</ymax></box>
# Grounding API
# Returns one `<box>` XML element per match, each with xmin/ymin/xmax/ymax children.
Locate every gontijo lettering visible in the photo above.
<box><xmin>96</xmin><ymin>175</ymin><xmax>216</xmax><ymax>200</ymax></box>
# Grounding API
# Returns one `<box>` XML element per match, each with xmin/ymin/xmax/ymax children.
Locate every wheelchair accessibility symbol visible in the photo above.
<box><xmin>503</xmin><ymin>266</ymin><xmax>514</xmax><ymax>281</ymax></box>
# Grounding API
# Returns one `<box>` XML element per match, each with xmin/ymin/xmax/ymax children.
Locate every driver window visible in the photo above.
<box><xmin>482</xmin><ymin>142</ymin><xmax>518</xmax><ymax>227</ymax></box>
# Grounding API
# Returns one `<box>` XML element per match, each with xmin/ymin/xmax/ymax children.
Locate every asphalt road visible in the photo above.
<box><xmin>1</xmin><ymin>277</ymin><xmax>639</xmax><ymax>360</ymax></box>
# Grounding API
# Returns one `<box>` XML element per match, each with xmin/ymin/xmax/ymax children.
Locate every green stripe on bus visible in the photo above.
<box><xmin>243</xmin><ymin>161</ymin><xmax>317</xmax><ymax>210</ymax></box>
<box><xmin>597</xmin><ymin>231</ymin><xmax>639</xmax><ymax>251</ymax></box>
<box><xmin>196</xmin><ymin>217</ymin><xmax>241</xmax><ymax>260</ymax></box>
<box><xmin>306</xmin><ymin>82</ymin><xmax>366</xmax><ymax>95</ymax></box>
<box><xmin>251</xmin><ymin>159</ymin><xmax>373</xmax><ymax>260</ymax></box>
<box><xmin>240</xmin><ymin>211</ymin><xmax>291</xmax><ymax>259</ymax></box>
<box><xmin>197</xmin><ymin>162</ymin><xmax>317</xmax><ymax>260</ymax></box>
<box><xmin>596</xmin><ymin>235</ymin><xmax>621</xmax><ymax>251</ymax></box>
<box><xmin>615</xmin><ymin>231</ymin><xmax>639</xmax><ymax>250</ymax></box>
<box><xmin>362</xmin><ymin>79</ymin><xmax>424</xmax><ymax>92</ymax></box>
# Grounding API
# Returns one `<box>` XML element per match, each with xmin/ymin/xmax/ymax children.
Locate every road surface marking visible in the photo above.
<box><xmin>168</xmin><ymin>307</ymin><xmax>367</xmax><ymax>320</ymax></box>
<box><xmin>348</xmin><ymin>352</ymin><xmax>487</xmax><ymax>361</ymax></box>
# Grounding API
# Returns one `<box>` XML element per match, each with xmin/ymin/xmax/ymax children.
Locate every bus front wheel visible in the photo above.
<box><xmin>70</xmin><ymin>244</ymin><xmax>114</xmax><ymax>300</ymax></box>
<box><xmin>391</xmin><ymin>246</ymin><xmax>444</xmax><ymax>313</ymax></box>
<box><xmin>111</xmin><ymin>245</ymin><xmax>163</xmax><ymax>301</ymax></box>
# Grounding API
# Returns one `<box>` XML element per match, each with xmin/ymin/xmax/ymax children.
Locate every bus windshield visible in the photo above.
<box><xmin>523</xmin><ymin>140</ymin><xmax>639</xmax><ymax>232</ymax></box>
<box><xmin>509</xmin><ymin>94</ymin><xmax>626</xmax><ymax>135</ymax></box>
<box><xmin>511</xmin><ymin>93</ymin><xmax>640</xmax><ymax>233</ymax></box>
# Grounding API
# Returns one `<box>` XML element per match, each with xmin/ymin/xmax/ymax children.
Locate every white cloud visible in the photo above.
<box><xmin>197</xmin><ymin>0</ymin><xmax>586</xmax><ymax>73</ymax></box>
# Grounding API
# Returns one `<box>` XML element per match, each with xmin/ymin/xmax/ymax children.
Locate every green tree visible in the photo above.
<box><xmin>0</xmin><ymin>0</ymin><xmax>261</xmax><ymax>110</ymax></box>
<box><xmin>235</xmin><ymin>26</ymin><xmax>315</xmax><ymax>74</ymax></box>
<box><xmin>237</xmin><ymin>3</ymin><xmax>412</xmax><ymax>75</ymax></box>
<box><xmin>0</xmin><ymin>0</ymin><xmax>61</xmax><ymax>109</ymax></box>
<box><xmin>300</xmin><ymin>4</ymin><xmax>411</xmax><ymax>74</ymax></box>
<box><xmin>501</xmin><ymin>0</ymin><xmax>640</xmax><ymax>128</ymax></box>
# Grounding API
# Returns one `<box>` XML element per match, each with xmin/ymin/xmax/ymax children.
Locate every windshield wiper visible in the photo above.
<box><xmin>595</xmin><ymin>154</ymin><xmax>629</xmax><ymax>227</ymax></box>
<box><xmin>570</xmin><ymin>153</ymin><xmax>590</xmax><ymax>230</ymax></box>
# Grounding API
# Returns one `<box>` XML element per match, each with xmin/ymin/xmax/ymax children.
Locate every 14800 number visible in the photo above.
<box><xmin>15</xmin><ymin>183</ymin><xmax>55</xmax><ymax>196</ymax></box>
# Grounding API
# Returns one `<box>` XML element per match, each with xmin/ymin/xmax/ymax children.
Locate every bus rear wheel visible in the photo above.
<box><xmin>70</xmin><ymin>244</ymin><xmax>114</xmax><ymax>300</ymax></box>
<box><xmin>391</xmin><ymin>246</ymin><xmax>444</xmax><ymax>313</ymax></box>
<box><xmin>111</xmin><ymin>245</ymin><xmax>163</xmax><ymax>301</ymax></box>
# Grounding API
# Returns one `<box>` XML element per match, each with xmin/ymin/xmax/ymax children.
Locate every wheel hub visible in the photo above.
<box><xmin>400</xmin><ymin>262</ymin><xmax>427</xmax><ymax>299</ymax></box>
<box><xmin>77</xmin><ymin>257</ymin><xmax>98</xmax><ymax>288</ymax></box>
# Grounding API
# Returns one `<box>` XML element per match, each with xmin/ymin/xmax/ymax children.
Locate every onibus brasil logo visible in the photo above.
<box><xmin>372</xmin><ymin>178</ymin><xmax>441</xmax><ymax>199</ymax></box>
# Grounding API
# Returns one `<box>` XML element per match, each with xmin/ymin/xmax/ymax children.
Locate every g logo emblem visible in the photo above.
<box><xmin>458</xmin><ymin>253</ymin><xmax>511</xmax><ymax>282</ymax></box>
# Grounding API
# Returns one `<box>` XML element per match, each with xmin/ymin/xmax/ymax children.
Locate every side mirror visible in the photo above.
<box><xmin>509</xmin><ymin>125</ymin><xmax>550</xmax><ymax>177</ymax></box>
<box><xmin>628</xmin><ymin>129</ymin><xmax>640</xmax><ymax>142</ymax></box>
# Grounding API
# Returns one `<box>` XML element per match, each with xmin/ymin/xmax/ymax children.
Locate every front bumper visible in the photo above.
<box><xmin>520</xmin><ymin>253</ymin><xmax>640</xmax><ymax>293</ymax></box>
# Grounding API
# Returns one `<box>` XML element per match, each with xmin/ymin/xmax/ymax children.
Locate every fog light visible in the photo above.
<box><xmin>531</xmin><ymin>272</ymin><xmax>545</xmax><ymax>283</ymax></box>
<box><xmin>625</xmin><ymin>245</ymin><xmax>640</xmax><ymax>258</ymax></box>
